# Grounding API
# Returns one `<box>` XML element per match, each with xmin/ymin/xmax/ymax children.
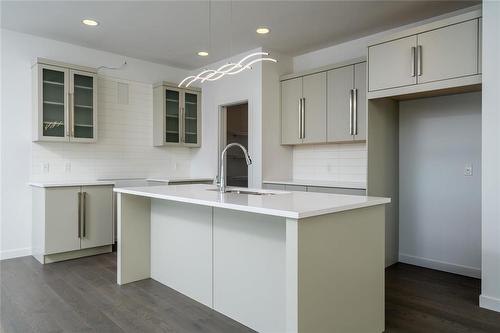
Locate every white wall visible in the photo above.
<box><xmin>0</xmin><ymin>29</ymin><xmax>193</xmax><ymax>259</ymax></box>
<box><xmin>480</xmin><ymin>0</ymin><xmax>500</xmax><ymax>312</ymax></box>
<box><xmin>399</xmin><ymin>92</ymin><xmax>482</xmax><ymax>278</ymax></box>
<box><xmin>190</xmin><ymin>48</ymin><xmax>263</xmax><ymax>188</ymax></box>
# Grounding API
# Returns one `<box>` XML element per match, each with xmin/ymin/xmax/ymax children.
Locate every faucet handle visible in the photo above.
<box><xmin>213</xmin><ymin>176</ymin><xmax>220</xmax><ymax>186</ymax></box>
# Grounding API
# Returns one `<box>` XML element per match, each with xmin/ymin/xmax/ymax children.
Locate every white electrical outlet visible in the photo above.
<box><xmin>42</xmin><ymin>162</ymin><xmax>50</xmax><ymax>173</ymax></box>
<box><xmin>464</xmin><ymin>163</ymin><xmax>473</xmax><ymax>176</ymax></box>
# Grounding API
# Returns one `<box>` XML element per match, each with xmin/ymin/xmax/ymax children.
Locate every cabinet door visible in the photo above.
<box><xmin>165</xmin><ymin>88</ymin><xmax>182</xmax><ymax>144</ymax></box>
<box><xmin>368</xmin><ymin>36</ymin><xmax>417</xmax><ymax>91</ymax></box>
<box><xmin>70</xmin><ymin>70</ymin><xmax>97</xmax><ymax>142</ymax></box>
<box><xmin>80</xmin><ymin>186</ymin><xmax>113</xmax><ymax>249</ymax></box>
<box><xmin>417</xmin><ymin>20</ymin><xmax>478</xmax><ymax>84</ymax></box>
<box><xmin>327</xmin><ymin>65</ymin><xmax>354</xmax><ymax>142</ymax></box>
<box><xmin>38</xmin><ymin>65</ymin><xmax>69</xmax><ymax>141</ymax></box>
<box><xmin>354</xmin><ymin>62</ymin><xmax>367</xmax><ymax>141</ymax></box>
<box><xmin>281</xmin><ymin>77</ymin><xmax>302</xmax><ymax>145</ymax></box>
<box><xmin>44</xmin><ymin>187</ymin><xmax>81</xmax><ymax>254</ymax></box>
<box><xmin>183</xmin><ymin>90</ymin><xmax>201</xmax><ymax>146</ymax></box>
<box><xmin>302</xmin><ymin>72</ymin><xmax>327</xmax><ymax>144</ymax></box>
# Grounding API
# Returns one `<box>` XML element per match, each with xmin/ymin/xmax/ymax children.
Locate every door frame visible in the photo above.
<box><xmin>217</xmin><ymin>100</ymin><xmax>249</xmax><ymax>187</ymax></box>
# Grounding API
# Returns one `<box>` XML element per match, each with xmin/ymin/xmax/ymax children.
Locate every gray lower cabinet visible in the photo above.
<box><xmin>32</xmin><ymin>185</ymin><xmax>113</xmax><ymax>264</ymax></box>
<box><xmin>263</xmin><ymin>183</ymin><xmax>365</xmax><ymax>195</ymax></box>
<box><xmin>307</xmin><ymin>186</ymin><xmax>366</xmax><ymax>196</ymax></box>
<box><xmin>327</xmin><ymin>62</ymin><xmax>366</xmax><ymax>142</ymax></box>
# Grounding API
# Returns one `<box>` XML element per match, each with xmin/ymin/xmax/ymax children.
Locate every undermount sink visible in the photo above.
<box><xmin>206</xmin><ymin>188</ymin><xmax>278</xmax><ymax>196</ymax></box>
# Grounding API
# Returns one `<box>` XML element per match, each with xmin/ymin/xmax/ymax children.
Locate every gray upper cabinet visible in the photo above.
<box><xmin>368</xmin><ymin>36</ymin><xmax>418</xmax><ymax>92</ymax></box>
<box><xmin>33</xmin><ymin>59</ymin><xmax>97</xmax><ymax>143</ymax></box>
<box><xmin>281</xmin><ymin>58</ymin><xmax>365</xmax><ymax>146</ymax></box>
<box><xmin>302</xmin><ymin>72</ymin><xmax>327</xmax><ymax>144</ymax></box>
<box><xmin>327</xmin><ymin>62</ymin><xmax>366</xmax><ymax>142</ymax></box>
<box><xmin>417</xmin><ymin>20</ymin><xmax>478</xmax><ymax>84</ymax></box>
<box><xmin>281</xmin><ymin>73</ymin><xmax>327</xmax><ymax>145</ymax></box>
<box><xmin>153</xmin><ymin>82</ymin><xmax>201</xmax><ymax>147</ymax></box>
<box><xmin>367</xmin><ymin>10</ymin><xmax>481</xmax><ymax>98</ymax></box>
<box><xmin>281</xmin><ymin>77</ymin><xmax>302</xmax><ymax>145</ymax></box>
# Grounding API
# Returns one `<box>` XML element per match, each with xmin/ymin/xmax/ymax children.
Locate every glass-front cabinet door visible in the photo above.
<box><xmin>39</xmin><ymin>65</ymin><xmax>69</xmax><ymax>141</ymax></box>
<box><xmin>70</xmin><ymin>70</ymin><xmax>97</xmax><ymax>142</ymax></box>
<box><xmin>183</xmin><ymin>91</ymin><xmax>200</xmax><ymax>146</ymax></box>
<box><xmin>33</xmin><ymin>59</ymin><xmax>98</xmax><ymax>143</ymax></box>
<box><xmin>165</xmin><ymin>88</ymin><xmax>181</xmax><ymax>144</ymax></box>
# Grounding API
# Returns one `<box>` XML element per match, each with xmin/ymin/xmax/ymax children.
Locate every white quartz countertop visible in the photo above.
<box><xmin>114</xmin><ymin>184</ymin><xmax>389</xmax><ymax>219</ymax></box>
<box><xmin>146</xmin><ymin>177</ymin><xmax>213</xmax><ymax>184</ymax></box>
<box><xmin>263</xmin><ymin>178</ymin><xmax>367</xmax><ymax>190</ymax></box>
<box><xmin>29</xmin><ymin>180</ymin><xmax>115</xmax><ymax>188</ymax></box>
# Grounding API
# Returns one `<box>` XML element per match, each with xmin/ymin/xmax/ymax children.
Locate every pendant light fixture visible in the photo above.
<box><xmin>178</xmin><ymin>0</ymin><xmax>276</xmax><ymax>88</ymax></box>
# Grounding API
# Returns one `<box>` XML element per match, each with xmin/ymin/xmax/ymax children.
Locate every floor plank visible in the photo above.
<box><xmin>2</xmin><ymin>254</ymin><xmax>500</xmax><ymax>333</ymax></box>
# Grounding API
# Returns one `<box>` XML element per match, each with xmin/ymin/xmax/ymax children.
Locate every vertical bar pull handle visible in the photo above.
<box><xmin>82</xmin><ymin>192</ymin><xmax>87</xmax><ymax>238</ymax></box>
<box><xmin>417</xmin><ymin>45</ymin><xmax>422</xmax><ymax>76</ymax></box>
<box><xmin>77</xmin><ymin>192</ymin><xmax>82</xmax><ymax>238</ymax></box>
<box><xmin>349</xmin><ymin>89</ymin><xmax>353</xmax><ymax>135</ymax></box>
<box><xmin>301</xmin><ymin>98</ymin><xmax>306</xmax><ymax>139</ymax></box>
<box><xmin>411</xmin><ymin>46</ymin><xmax>416</xmax><ymax>77</ymax></box>
<box><xmin>353</xmin><ymin>89</ymin><xmax>358</xmax><ymax>136</ymax></box>
<box><xmin>298</xmin><ymin>99</ymin><xmax>302</xmax><ymax>139</ymax></box>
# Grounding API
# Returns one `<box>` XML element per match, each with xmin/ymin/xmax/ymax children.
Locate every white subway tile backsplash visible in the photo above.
<box><xmin>292</xmin><ymin>143</ymin><xmax>367</xmax><ymax>182</ymax></box>
<box><xmin>31</xmin><ymin>76</ymin><xmax>192</xmax><ymax>182</ymax></box>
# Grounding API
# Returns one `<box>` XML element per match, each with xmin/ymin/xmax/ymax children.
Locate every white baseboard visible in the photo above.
<box><xmin>0</xmin><ymin>247</ymin><xmax>32</xmax><ymax>260</ymax></box>
<box><xmin>399</xmin><ymin>253</ymin><xmax>481</xmax><ymax>278</ymax></box>
<box><xmin>480</xmin><ymin>295</ymin><xmax>500</xmax><ymax>313</ymax></box>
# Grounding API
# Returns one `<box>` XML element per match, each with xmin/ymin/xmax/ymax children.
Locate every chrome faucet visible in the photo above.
<box><xmin>219</xmin><ymin>142</ymin><xmax>252</xmax><ymax>193</ymax></box>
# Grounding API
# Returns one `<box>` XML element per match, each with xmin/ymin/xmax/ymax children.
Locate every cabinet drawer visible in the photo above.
<box><xmin>417</xmin><ymin>19</ymin><xmax>478</xmax><ymax>84</ymax></box>
<box><xmin>368</xmin><ymin>36</ymin><xmax>417</xmax><ymax>91</ymax></box>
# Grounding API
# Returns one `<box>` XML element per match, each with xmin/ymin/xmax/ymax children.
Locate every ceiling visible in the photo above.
<box><xmin>1</xmin><ymin>1</ymin><xmax>479</xmax><ymax>70</ymax></box>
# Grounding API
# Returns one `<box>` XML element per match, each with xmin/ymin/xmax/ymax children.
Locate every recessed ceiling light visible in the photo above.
<box><xmin>197</xmin><ymin>51</ymin><xmax>209</xmax><ymax>57</ymax></box>
<box><xmin>256</xmin><ymin>27</ymin><xmax>270</xmax><ymax>35</ymax></box>
<box><xmin>82</xmin><ymin>19</ymin><xmax>99</xmax><ymax>27</ymax></box>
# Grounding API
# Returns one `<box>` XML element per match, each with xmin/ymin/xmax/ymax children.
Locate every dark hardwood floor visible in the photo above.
<box><xmin>1</xmin><ymin>253</ymin><xmax>500</xmax><ymax>333</ymax></box>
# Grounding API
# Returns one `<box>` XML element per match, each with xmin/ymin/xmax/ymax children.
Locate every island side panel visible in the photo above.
<box><xmin>213</xmin><ymin>208</ymin><xmax>287</xmax><ymax>333</ymax></box>
<box><xmin>117</xmin><ymin>193</ymin><xmax>151</xmax><ymax>285</ymax></box>
<box><xmin>298</xmin><ymin>205</ymin><xmax>385</xmax><ymax>333</ymax></box>
<box><xmin>286</xmin><ymin>218</ymin><xmax>299</xmax><ymax>333</ymax></box>
<box><xmin>151</xmin><ymin>199</ymin><xmax>213</xmax><ymax>307</ymax></box>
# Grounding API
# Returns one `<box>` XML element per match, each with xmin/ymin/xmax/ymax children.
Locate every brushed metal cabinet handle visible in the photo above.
<box><xmin>298</xmin><ymin>99</ymin><xmax>302</xmax><ymax>139</ymax></box>
<box><xmin>417</xmin><ymin>45</ymin><xmax>422</xmax><ymax>76</ymax></box>
<box><xmin>353</xmin><ymin>89</ymin><xmax>358</xmax><ymax>136</ymax></box>
<box><xmin>349</xmin><ymin>89</ymin><xmax>353</xmax><ymax>135</ymax></box>
<box><xmin>77</xmin><ymin>192</ymin><xmax>81</xmax><ymax>238</ymax></box>
<box><xmin>411</xmin><ymin>46</ymin><xmax>416</xmax><ymax>77</ymax></box>
<box><xmin>82</xmin><ymin>192</ymin><xmax>87</xmax><ymax>238</ymax></box>
<box><xmin>301</xmin><ymin>98</ymin><xmax>306</xmax><ymax>139</ymax></box>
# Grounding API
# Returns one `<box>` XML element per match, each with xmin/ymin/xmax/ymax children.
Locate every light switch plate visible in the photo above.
<box><xmin>464</xmin><ymin>163</ymin><xmax>473</xmax><ymax>176</ymax></box>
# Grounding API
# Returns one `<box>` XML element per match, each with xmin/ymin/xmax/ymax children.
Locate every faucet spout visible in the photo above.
<box><xmin>219</xmin><ymin>143</ymin><xmax>252</xmax><ymax>193</ymax></box>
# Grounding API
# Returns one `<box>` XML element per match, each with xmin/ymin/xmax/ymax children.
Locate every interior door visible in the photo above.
<box><xmin>70</xmin><ymin>70</ymin><xmax>97</xmax><ymax>142</ymax></box>
<box><xmin>417</xmin><ymin>19</ymin><xmax>478</xmax><ymax>84</ymax></box>
<box><xmin>39</xmin><ymin>64</ymin><xmax>69</xmax><ymax>141</ymax></box>
<box><xmin>44</xmin><ymin>186</ymin><xmax>81</xmax><ymax>254</ymax></box>
<box><xmin>327</xmin><ymin>65</ymin><xmax>354</xmax><ymax>142</ymax></box>
<box><xmin>165</xmin><ymin>88</ymin><xmax>182</xmax><ymax>144</ymax></box>
<box><xmin>183</xmin><ymin>90</ymin><xmax>200</xmax><ymax>146</ymax></box>
<box><xmin>302</xmin><ymin>72</ymin><xmax>327</xmax><ymax>144</ymax></box>
<box><xmin>281</xmin><ymin>77</ymin><xmax>302</xmax><ymax>145</ymax></box>
<box><xmin>354</xmin><ymin>62</ymin><xmax>367</xmax><ymax>140</ymax></box>
<box><xmin>368</xmin><ymin>35</ymin><xmax>417</xmax><ymax>91</ymax></box>
<box><xmin>80</xmin><ymin>185</ymin><xmax>113</xmax><ymax>249</ymax></box>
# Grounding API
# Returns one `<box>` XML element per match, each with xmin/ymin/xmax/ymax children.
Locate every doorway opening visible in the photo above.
<box><xmin>219</xmin><ymin>102</ymin><xmax>249</xmax><ymax>188</ymax></box>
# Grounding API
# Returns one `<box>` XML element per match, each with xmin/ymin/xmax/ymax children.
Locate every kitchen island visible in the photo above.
<box><xmin>115</xmin><ymin>184</ymin><xmax>390</xmax><ymax>333</ymax></box>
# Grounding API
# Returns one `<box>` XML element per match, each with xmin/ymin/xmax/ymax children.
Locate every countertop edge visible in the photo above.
<box><xmin>29</xmin><ymin>181</ymin><xmax>116</xmax><ymax>188</ymax></box>
<box><xmin>263</xmin><ymin>179</ymin><xmax>367</xmax><ymax>190</ymax></box>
